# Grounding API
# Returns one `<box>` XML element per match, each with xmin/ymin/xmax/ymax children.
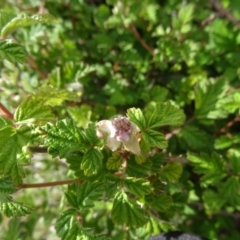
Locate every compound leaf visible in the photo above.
<box><xmin>159</xmin><ymin>162</ymin><xmax>183</xmax><ymax>183</ymax></box>
<box><xmin>124</xmin><ymin>177</ymin><xmax>152</xmax><ymax>197</ymax></box>
<box><xmin>81</xmin><ymin>148</ymin><xmax>103</xmax><ymax>176</ymax></box>
<box><xmin>147</xmin><ymin>102</ymin><xmax>185</xmax><ymax>128</ymax></box>
<box><xmin>0</xmin><ymin>39</ymin><xmax>26</xmax><ymax>64</ymax></box>
<box><xmin>14</xmin><ymin>96</ymin><xmax>54</xmax><ymax>124</ymax></box>
<box><xmin>0</xmin><ymin>201</ymin><xmax>32</xmax><ymax>217</ymax></box>
<box><xmin>142</xmin><ymin>129</ymin><xmax>168</xmax><ymax>149</ymax></box>
<box><xmin>127</xmin><ymin>108</ymin><xmax>147</xmax><ymax>130</ymax></box>
<box><xmin>1</xmin><ymin>13</ymin><xmax>58</xmax><ymax>37</ymax></box>
<box><xmin>112</xmin><ymin>191</ymin><xmax>147</xmax><ymax>227</ymax></box>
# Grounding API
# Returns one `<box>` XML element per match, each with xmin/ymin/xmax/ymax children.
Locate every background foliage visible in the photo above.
<box><xmin>0</xmin><ymin>0</ymin><xmax>240</xmax><ymax>239</ymax></box>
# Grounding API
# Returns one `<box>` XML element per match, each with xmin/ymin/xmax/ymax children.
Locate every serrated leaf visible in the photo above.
<box><xmin>0</xmin><ymin>117</ymin><xmax>12</xmax><ymax>129</ymax></box>
<box><xmin>55</xmin><ymin>208</ymin><xmax>76</xmax><ymax>240</ymax></box>
<box><xmin>203</xmin><ymin>190</ymin><xmax>225</xmax><ymax>215</ymax></box>
<box><xmin>195</xmin><ymin>79</ymin><xmax>228</xmax><ymax>119</ymax></box>
<box><xmin>178</xmin><ymin>4</ymin><xmax>194</xmax><ymax>24</ymax></box>
<box><xmin>81</xmin><ymin>148</ymin><xmax>103</xmax><ymax>175</ymax></box>
<box><xmin>124</xmin><ymin>177</ymin><xmax>152</xmax><ymax>197</ymax></box>
<box><xmin>104</xmin><ymin>174</ymin><xmax>121</xmax><ymax>198</ymax></box>
<box><xmin>34</xmin><ymin>85</ymin><xmax>81</xmax><ymax>106</ymax></box>
<box><xmin>0</xmin><ymin>10</ymin><xmax>15</xmax><ymax>31</ymax></box>
<box><xmin>0</xmin><ymin>126</ymin><xmax>30</xmax><ymax>185</ymax></box>
<box><xmin>42</xmin><ymin>119</ymin><xmax>87</xmax><ymax>158</ymax></box>
<box><xmin>142</xmin><ymin>129</ymin><xmax>168</xmax><ymax>149</ymax></box>
<box><xmin>149</xmin><ymin>153</ymin><xmax>165</xmax><ymax>173</ymax></box>
<box><xmin>220</xmin><ymin>176</ymin><xmax>239</xmax><ymax>200</ymax></box>
<box><xmin>112</xmin><ymin>191</ymin><xmax>147</xmax><ymax>227</ymax></box>
<box><xmin>0</xmin><ymin>39</ymin><xmax>26</xmax><ymax>64</ymax></box>
<box><xmin>228</xmin><ymin>149</ymin><xmax>240</xmax><ymax>174</ymax></box>
<box><xmin>0</xmin><ymin>201</ymin><xmax>32</xmax><ymax>217</ymax></box>
<box><xmin>65</xmin><ymin>182</ymin><xmax>103</xmax><ymax>210</ymax></box>
<box><xmin>159</xmin><ymin>162</ymin><xmax>183</xmax><ymax>183</ymax></box>
<box><xmin>126</xmin><ymin>156</ymin><xmax>152</xmax><ymax>177</ymax></box>
<box><xmin>147</xmin><ymin>102</ymin><xmax>185</xmax><ymax>128</ymax></box>
<box><xmin>127</xmin><ymin>108</ymin><xmax>147</xmax><ymax>130</ymax></box>
<box><xmin>187</xmin><ymin>152</ymin><xmax>226</xmax><ymax>185</ymax></box>
<box><xmin>180</xmin><ymin>125</ymin><xmax>214</xmax><ymax>152</ymax></box>
<box><xmin>106</xmin><ymin>152</ymin><xmax>122</xmax><ymax>170</ymax></box>
<box><xmin>84</xmin><ymin>123</ymin><xmax>101</xmax><ymax>145</ymax></box>
<box><xmin>14</xmin><ymin>96</ymin><xmax>54</xmax><ymax>124</ymax></box>
<box><xmin>1</xmin><ymin>13</ymin><xmax>58</xmax><ymax>37</ymax></box>
<box><xmin>146</xmin><ymin>194</ymin><xmax>172</xmax><ymax>212</ymax></box>
<box><xmin>0</xmin><ymin>177</ymin><xmax>16</xmax><ymax>194</ymax></box>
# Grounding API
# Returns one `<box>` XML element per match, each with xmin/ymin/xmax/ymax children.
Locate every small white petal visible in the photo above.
<box><xmin>96</xmin><ymin>120</ymin><xmax>115</xmax><ymax>138</ymax></box>
<box><xmin>123</xmin><ymin>135</ymin><xmax>141</xmax><ymax>155</ymax></box>
<box><xmin>107</xmin><ymin>137</ymin><xmax>121</xmax><ymax>151</ymax></box>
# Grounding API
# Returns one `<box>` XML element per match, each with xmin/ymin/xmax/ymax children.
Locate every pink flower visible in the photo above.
<box><xmin>96</xmin><ymin>116</ymin><xmax>140</xmax><ymax>155</ymax></box>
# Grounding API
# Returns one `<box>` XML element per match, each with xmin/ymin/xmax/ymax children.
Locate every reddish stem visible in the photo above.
<box><xmin>19</xmin><ymin>179</ymin><xmax>82</xmax><ymax>189</ymax></box>
<box><xmin>0</xmin><ymin>103</ymin><xmax>13</xmax><ymax>119</ymax></box>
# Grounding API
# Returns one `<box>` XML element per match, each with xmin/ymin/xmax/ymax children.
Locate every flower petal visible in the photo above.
<box><xmin>116</xmin><ymin>131</ymin><xmax>130</xmax><ymax>142</ymax></box>
<box><xmin>123</xmin><ymin>135</ymin><xmax>141</xmax><ymax>155</ymax></box>
<box><xmin>107</xmin><ymin>137</ymin><xmax>121</xmax><ymax>151</ymax></box>
<box><xmin>96</xmin><ymin>120</ymin><xmax>114</xmax><ymax>138</ymax></box>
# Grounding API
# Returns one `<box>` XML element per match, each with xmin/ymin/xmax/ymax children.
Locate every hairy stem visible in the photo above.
<box><xmin>19</xmin><ymin>179</ymin><xmax>82</xmax><ymax>189</ymax></box>
<box><xmin>0</xmin><ymin>103</ymin><xmax>13</xmax><ymax>119</ymax></box>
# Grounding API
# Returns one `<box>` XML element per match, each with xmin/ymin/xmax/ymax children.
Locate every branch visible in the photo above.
<box><xmin>0</xmin><ymin>102</ymin><xmax>13</xmax><ymax>119</ymax></box>
<box><xmin>128</xmin><ymin>25</ymin><xmax>154</xmax><ymax>56</ymax></box>
<box><xmin>165</xmin><ymin>116</ymin><xmax>195</xmax><ymax>140</ymax></box>
<box><xmin>208</xmin><ymin>0</ymin><xmax>240</xmax><ymax>28</ymax></box>
<box><xmin>27</xmin><ymin>56</ymin><xmax>48</xmax><ymax>79</ymax></box>
<box><xmin>19</xmin><ymin>179</ymin><xmax>82</xmax><ymax>189</ymax></box>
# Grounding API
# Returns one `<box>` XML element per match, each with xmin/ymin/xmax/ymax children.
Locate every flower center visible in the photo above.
<box><xmin>112</xmin><ymin>116</ymin><xmax>133</xmax><ymax>141</ymax></box>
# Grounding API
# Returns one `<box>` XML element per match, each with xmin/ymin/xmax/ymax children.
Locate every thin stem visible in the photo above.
<box><xmin>19</xmin><ymin>179</ymin><xmax>82</xmax><ymax>189</ymax></box>
<box><xmin>129</xmin><ymin>25</ymin><xmax>154</xmax><ymax>56</ymax></box>
<box><xmin>165</xmin><ymin>116</ymin><xmax>195</xmax><ymax>140</ymax></box>
<box><xmin>0</xmin><ymin>103</ymin><xmax>13</xmax><ymax>119</ymax></box>
<box><xmin>209</xmin><ymin>0</ymin><xmax>240</xmax><ymax>28</ymax></box>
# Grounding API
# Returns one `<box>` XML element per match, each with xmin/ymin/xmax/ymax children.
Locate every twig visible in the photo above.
<box><xmin>208</xmin><ymin>0</ymin><xmax>240</xmax><ymax>28</ymax></box>
<box><xmin>128</xmin><ymin>25</ymin><xmax>154</xmax><ymax>56</ymax></box>
<box><xmin>0</xmin><ymin>103</ymin><xmax>13</xmax><ymax>119</ymax></box>
<box><xmin>19</xmin><ymin>179</ymin><xmax>82</xmax><ymax>189</ymax></box>
<box><xmin>27</xmin><ymin>56</ymin><xmax>48</xmax><ymax>79</ymax></box>
<box><xmin>165</xmin><ymin>116</ymin><xmax>195</xmax><ymax>140</ymax></box>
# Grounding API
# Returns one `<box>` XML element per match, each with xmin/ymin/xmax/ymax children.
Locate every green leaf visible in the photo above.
<box><xmin>228</xmin><ymin>149</ymin><xmax>240</xmax><ymax>174</ymax></box>
<box><xmin>0</xmin><ymin>117</ymin><xmax>12</xmax><ymax>129</ymax></box>
<box><xmin>0</xmin><ymin>10</ymin><xmax>15</xmax><ymax>31</ymax></box>
<box><xmin>147</xmin><ymin>102</ymin><xmax>185</xmax><ymax>128</ymax></box>
<box><xmin>187</xmin><ymin>152</ymin><xmax>226</xmax><ymax>185</ymax></box>
<box><xmin>149</xmin><ymin>153</ymin><xmax>165</xmax><ymax>173</ymax></box>
<box><xmin>0</xmin><ymin>126</ymin><xmax>30</xmax><ymax>185</ymax></box>
<box><xmin>55</xmin><ymin>208</ymin><xmax>76</xmax><ymax>240</ymax></box>
<box><xmin>127</xmin><ymin>108</ymin><xmax>147</xmax><ymax>130</ymax></box>
<box><xmin>0</xmin><ymin>201</ymin><xmax>32</xmax><ymax>217</ymax></box>
<box><xmin>65</xmin><ymin>182</ymin><xmax>104</xmax><ymax>210</ymax></box>
<box><xmin>34</xmin><ymin>85</ymin><xmax>81</xmax><ymax>106</ymax></box>
<box><xmin>178</xmin><ymin>4</ymin><xmax>194</xmax><ymax>24</ymax></box>
<box><xmin>106</xmin><ymin>152</ymin><xmax>122</xmax><ymax>170</ymax></box>
<box><xmin>1</xmin><ymin>13</ymin><xmax>58</xmax><ymax>37</ymax></box>
<box><xmin>142</xmin><ymin>129</ymin><xmax>168</xmax><ymax>149</ymax></box>
<box><xmin>112</xmin><ymin>191</ymin><xmax>147</xmax><ymax>227</ymax></box>
<box><xmin>126</xmin><ymin>156</ymin><xmax>152</xmax><ymax>177</ymax></box>
<box><xmin>104</xmin><ymin>174</ymin><xmax>121</xmax><ymax>198</ymax></box>
<box><xmin>195</xmin><ymin>79</ymin><xmax>228</xmax><ymax>119</ymax></box>
<box><xmin>14</xmin><ymin>96</ymin><xmax>54</xmax><ymax>124</ymax></box>
<box><xmin>81</xmin><ymin>148</ymin><xmax>103</xmax><ymax>176</ymax></box>
<box><xmin>220</xmin><ymin>176</ymin><xmax>239</xmax><ymax>200</ymax></box>
<box><xmin>180</xmin><ymin>125</ymin><xmax>214</xmax><ymax>152</ymax></box>
<box><xmin>203</xmin><ymin>190</ymin><xmax>225</xmax><ymax>215</ymax></box>
<box><xmin>124</xmin><ymin>177</ymin><xmax>152</xmax><ymax>197</ymax></box>
<box><xmin>146</xmin><ymin>194</ymin><xmax>172</xmax><ymax>212</ymax></box>
<box><xmin>159</xmin><ymin>162</ymin><xmax>183</xmax><ymax>183</ymax></box>
<box><xmin>0</xmin><ymin>177</ymin><xmax>16</xmax><ymax>194</ymax></box>
<box><xmin>42</xmin><ymin>119</ymin><xmax>86</xmax><ymax>158</ymax></box>
<box><xmin>84</xmin><ymin>123</ymin><xmax>101</xmax><ymax>145</ymax></box>
<box><xmin>0</xmin><ymin>39</ymin><xmax>26</xmax><ymax>64</ymax></box>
